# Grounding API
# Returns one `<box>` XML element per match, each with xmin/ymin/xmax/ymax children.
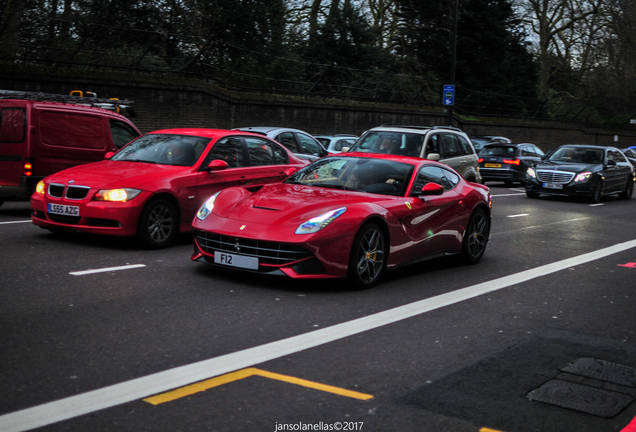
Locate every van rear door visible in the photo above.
<box><xmin>0</xmin><ymin>103</ymin><xmax>28</xmax><ymax>194</ymax></box>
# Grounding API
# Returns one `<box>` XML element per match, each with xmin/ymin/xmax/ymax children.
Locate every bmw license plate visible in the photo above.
<box><xmin>214</xmin><ymin>252</ymin><xmax>258</xmax><ymax>270</ymax></box>
<box><xmin>47</xmin><ymin>203</ymin><xmax>80</xmax><ymax>216</ymax></box>
<box><xmin>542</xmin><ymin>182</ymin><xmax>563</xmax><ymax>189</ymax></box>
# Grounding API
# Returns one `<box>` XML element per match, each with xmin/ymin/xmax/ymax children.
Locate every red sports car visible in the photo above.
<box><xmin>31</xmin><ymin>129</ymin><xmax>307</xmax><ymax>248</ymax></box>
<box><xmin>191</xmin><ymin>153</ymin><xmax>492</xmax><ymax>288</ymax></box>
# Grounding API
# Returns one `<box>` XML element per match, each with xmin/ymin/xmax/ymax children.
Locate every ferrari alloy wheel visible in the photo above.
<box><xmin>589</xmin><ymin>178</ymin><xmax>603</xmax><ymax>203</ymax></box>
<box><xmin>620</xmin><ymin>178</ymin><xmax>633</xmax><ymax>200</ymax></box>
<box><xmin>349</xmin><ymin>223</ymin><xmax>386</xmax><ymax>289</ymax></box>
<box><xmin>138</xmin><ymin>198</ymin><xmax>178</xmax><ymax>249</ymax></box>
<box><xmin>462</xmin><ymin>208</ymin><xmax>489</xmax><ymax>264</ymax></box>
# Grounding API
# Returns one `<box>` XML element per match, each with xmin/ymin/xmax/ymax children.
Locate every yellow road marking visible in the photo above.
<box><xmin>143</xmin><ymin>368</ymin><xmax>373</xmax><ymax>405</ymax></box>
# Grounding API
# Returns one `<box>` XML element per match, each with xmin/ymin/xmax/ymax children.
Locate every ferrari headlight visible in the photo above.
<box><xmin>196</xmin><ymin>192</ymin><xmax>220</xmax><ymax>220</ymax></box>
<box><xmin>295</xmin><ymin>207</ymin><xmax>346</xmax><ymax>235</ymax></box>
<box><xmin>94</xmin><ymin>188</ymin><xmax>142</xmax><ymax>202</ymax></box>
<box><xmin>527</xmin><ymin>167</ymin><xmax>536</xmax><ymax>179</ymax></box>
<box><xmin>574</xmin><ymin>171</ymin><xmax>592</xmax><ymax>182</ymax></box>
<box><xmin>35</xmin><ymin>180</ymin><xmax>46</xmax><ymax>195</ymax></box>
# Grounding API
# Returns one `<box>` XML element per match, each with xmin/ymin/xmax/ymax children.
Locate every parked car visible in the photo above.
<box><xmin>314</xmin><ymin>134</ymin><xmax>359</xmax><ymax>153</ymax></box>
<box><xmin>31</xmin><ymin>129</ymin><xmax>307</xmax><ymax>248</ymax></box>
<box><xmin>469</xmin><ymin>135</ymin><xmax>512</xmax><ymax>152</ymax></box>
<box><xmin>191</xmin><ymin>153</ymin><xmax>492</xmax><ymax>288</ymax></box>
<box><xmin>0</xmin><ymin>93</ymin><xmax>141</xmax><ymax>207</ymax></box>
<box><xmin>525</xmin><ymin>145</ymin><xmax>634</xmax><ymax>202</ymax></box>
<box><xmin>347</xmin><ymin>125</ymin><xmax>482</xmax><ymax>183</ymax></box>
<box><xmin>478</xmin><ymin>143</ymin><xmax>544</xmax><ymax>185</ymax></box>
<box><xmin>236</xmin><ymin>127</ymin><xmax>329</xmax><ymax>162</ymax></box>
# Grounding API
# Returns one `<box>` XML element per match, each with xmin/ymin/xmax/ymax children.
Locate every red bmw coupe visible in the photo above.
<box><xmin>31</xmin><ymin>129</ymin><xmax>307</xmax><ymax>248</ymax></box>
<box><xmin>192</xmin><ymin>153</ymin><xmax>492</xmax><ymax>288</ymax></box>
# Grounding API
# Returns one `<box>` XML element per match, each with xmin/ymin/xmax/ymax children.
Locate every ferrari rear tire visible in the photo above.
<box><xmin>137</xmin><ymin>198</ymin><xmax>178</xmax><ymax>249</ymax></box>
<box><xmin>462</xmin><ymin>208</ymin><xmax>489</xmax><ymax>264</ymax></box>
<box><xmin>348</xmin><ymin>223</ymin><xmax>387</xmax><ymax>289</ymax></box>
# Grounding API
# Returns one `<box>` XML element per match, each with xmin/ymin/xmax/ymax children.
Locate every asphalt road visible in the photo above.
<box><xmin>1</xmin><ymin>184</ymin><xmax>636</xmax><ymax>432</ymax></box>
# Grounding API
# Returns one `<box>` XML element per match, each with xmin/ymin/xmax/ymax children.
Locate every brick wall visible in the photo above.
<box><xmin>3</xmin><ymin>73</ymin><xmax>636</xmax><ymax>151</ymax></box>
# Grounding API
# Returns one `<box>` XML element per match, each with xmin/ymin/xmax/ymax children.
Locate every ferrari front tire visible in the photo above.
<box><xmin>462</xmin><ymin>208</ymin><xmax>489</xmax><ymax>264</ymax></box>
<box><xmin>348</xmin><ymin>223</ymin><xmax>387</xmax><ymax>289</ymax></box>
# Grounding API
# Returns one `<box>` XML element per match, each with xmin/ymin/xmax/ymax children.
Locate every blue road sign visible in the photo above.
<box><xmin>443</xmin><ymin>85</ymin><xmax>455</xmax><ymax>106</ymax></box>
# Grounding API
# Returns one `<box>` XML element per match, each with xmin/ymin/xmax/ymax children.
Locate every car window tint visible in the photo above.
<box><xmin>481</xmin><ymin>146</ymin><xmax>516</xmax><ymax>157</ymax></box>
<box><xmin>207</xmin><ymin>137</ymin><xmax>244</xmax><ymax>168</ymax></box>
<box><xmin>297</xmin><ymin>133</ymin><xmax>321</xmax><ymax>155</ymax></box>
<box><xmin>427</xmin><ymin>134</ymin><xmax>441</xmax><ymax>155</ymax></box>
<box><xmin>457</xmin><ymin>135</ymin><xmax>474</xmax><ymax>156</ymax></box>
<box><xmin>0</xmin><ymin>107</ymin><xmax>26</xmax><ymax>143</ymax></box>
<box><xmin>245</xmin><ymin>137</ymin><xmax>288</xmax><ymax>166</ymax></box>
<box><xmin>533</xmin><ymin>146</ymin><xmax>544</xmax><ymax>156</ymax></box>
<box><xmin>276</xmin><ymin>132</ymin><xmax>299</xmax><ymax>153</ymax></box>
<box><xmin>413</xmin><ymin>165</ymin><xmax>451</xmax><ymax>194</ymax></box>
<box><xmin>612</xmin><ymin>150</ymin><xmax>627</xmax><ymax>163</ymax></box>
<box><xmin>440</xmin><ymin>134</ymin><xmax>461</xmax><ymax>158</ymax></box>
<box><xmin>521</xmin><ymin>147</ymin><xmax>533</xmax><ymax>156</ymax></box>
<box><xmin>109</xmin><ymin>120</ymin><xmax>139</xmax><ymax>149</ymax></box>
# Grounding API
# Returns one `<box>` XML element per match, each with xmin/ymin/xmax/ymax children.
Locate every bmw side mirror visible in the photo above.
<box><xmin>207</xmin><ymin>159</ymin><xmax>229</xmax><ymax>171</ymax></box>
<box><xmin>105</xmin><ymin>152</ymin><xmax>115</xmax><ymax>159</ymax></box>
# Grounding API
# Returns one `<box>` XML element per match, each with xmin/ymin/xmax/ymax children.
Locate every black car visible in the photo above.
<box><xmin>469</xmin><ymin>135</ymin><xmax>511</xmax><ymax>153</ymax></box>
<box><xmin>478</xmin><ymin>142</ymin><xmax>544</xmax><ymax>185</ymax></box>
<box><xmin>525</xmin><ymin>145</ymin><xmax>634</xmax><ymax>202</ymax></box>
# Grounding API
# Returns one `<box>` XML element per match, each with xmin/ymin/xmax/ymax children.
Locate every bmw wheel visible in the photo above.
<box><xmin>462</xmin><ymin>208</ymin><xmax>490</xmax><ymax>264</ymax></box>
<box><xmin>138</xmin><ymin>198</ymin><xmax>178</xmax><ymax>249</ymax></box>
<box><xmin>348</xmin><ymin>223</ymin><xmax>387</xmax><ymax>289</ymax></box>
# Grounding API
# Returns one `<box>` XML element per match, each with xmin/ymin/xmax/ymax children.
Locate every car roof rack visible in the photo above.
<box><xmin>378</xmin><ymin>124</ymin><xmax>463</xmax><ymax>133</ymax></box>
<box><xmin>0</xmin><ymin>89</ymin><xmax>134</xmax><ymax>113</ymax></box>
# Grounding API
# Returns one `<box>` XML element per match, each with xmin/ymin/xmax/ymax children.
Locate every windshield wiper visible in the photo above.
<box><xmin>120</xmin><ymin>159</ymin><xmax>157</xmax><ymax>164</ymax></box>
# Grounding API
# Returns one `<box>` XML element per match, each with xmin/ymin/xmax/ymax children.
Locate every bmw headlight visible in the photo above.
<box><xmin>574</xmin><ymin>171</ymin><xmax>592</xmax><ymax>182</ymax></box>
<box><xmin>94</xmin><ymin>188</ymin><xmax>141</xmax><ymax>202</ymax></box>
<box><xmin>295</xmin><ymin>207</ymin><xmax>347</xmax><ymax>235</ymax></box>
<box><xmin>35</xmin><ymin>180</ymin><xmax>46</xmax><ymax>195</ymax></box>
<box><xmin>196</xmin><ymin>192</ymin><xmax>220</xmax><ymax>220</ymax></box>
<box><xmin>527</xmin><ymin>167</ymin><xmax>536</xmax><ymax>179</ymax></box>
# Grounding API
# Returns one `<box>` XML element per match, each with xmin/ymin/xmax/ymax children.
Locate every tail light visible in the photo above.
<box><xmin>477</xmin><ymin>158</ymin><xmax>484</xmax><ymax>163</ymax></box>
<box><xmin>503</xmin><ymin>159</ymin><xmax>520</xmax><ymax>165</ymax></box>
<box><xmin>23</xmin><ymin>158</ymin><xmax>34</xmax><ymax>176</ymax></box>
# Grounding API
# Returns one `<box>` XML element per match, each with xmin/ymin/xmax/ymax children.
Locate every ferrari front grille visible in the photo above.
<box><xmin>537</xmin><ymin>170</ymin><xmax>575</xmax><ymax>184</ymax></box>
<box><xmin>195</xmin><ymin>231</ymin><xmax>312</xmax><ymax>265</ymax></box>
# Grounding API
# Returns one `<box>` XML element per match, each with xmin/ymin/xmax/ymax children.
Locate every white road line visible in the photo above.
<box><xmin>491</xmin><ymin>193</ymin><xmax>526</xmax><ymax>197</ymax></box>
<box><xmin>507</xmin><ymin>214</ymin><xmax>529</xmax><ymax>218</ymax></box>
<box><xmin>0</xmin><ymin>220</ymin><xmax>32</xmax><ymax>225</ymax></box>
<box><xmin>69</xmin><ymin>264</ymin><xmax>146</xmax><ymax>276</ymax></box>
<box><xmin>3</xmin><ymin>238</ymin><xmax>636</xmax><ymax>432</ymax></box>
<box><xmin>589</xmin><ymin>203</ymin><xmax>605</xmax><ymax>207</ymax></box>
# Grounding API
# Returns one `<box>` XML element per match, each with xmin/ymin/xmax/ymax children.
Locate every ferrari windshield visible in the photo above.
<box><xmin>112</xmin><ymin>134</ymin><xmax>210</xmax><ymax>166</ymax></box>
<box><xmin>285</xmin><ymin>156</ymin><xmax>414</xmax><ymax>196</ymax></box>
<box><xmin>548</xmin><ymin>147</ymin><xmax>603</xmax><ymax>164</ymax></box>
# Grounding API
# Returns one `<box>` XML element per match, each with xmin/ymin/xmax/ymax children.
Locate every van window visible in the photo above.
<box><xmin>40</xmin><ymin>111</ymin><xmax>107</xmax><ymax>150</ymax></box>
<box><xmin>0</xmin><ymin>108</ymin><xmax>26</xmax><ymax>143</ymax></box>
<box><xmin>110</xmin><ymin>120</ymin><xmax>139</xmax><ymax>149</ymax></box>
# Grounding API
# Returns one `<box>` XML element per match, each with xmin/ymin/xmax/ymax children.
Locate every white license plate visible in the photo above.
<box><xmin>542</xmin><ymin>182</ymin><xmax>563</xmax><ymax>189</ymax></box>
<box><xmin>48</xmin><ymin>203</ymin><xmax>80</xmax><ymax>216</ymax></box>
<box><xmin>214</xmin><ymin>252</ymin><xmax>259</xmax><ymax>270</ymax></box>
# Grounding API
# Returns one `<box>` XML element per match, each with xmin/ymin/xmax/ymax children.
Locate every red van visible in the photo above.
<box><xmin>0</xmin><ymin>95</ymin><xmax>141</xmax><ymax>206</ymax></box>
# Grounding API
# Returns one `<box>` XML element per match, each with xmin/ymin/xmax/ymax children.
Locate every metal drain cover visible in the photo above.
<box><xmin>560</xmin><ymin>358</ymin><xmax>636</xmax><ymax>388</ymax></box>
<box><xmin>527</xmin><ymin>379</ymin><xmax>634</xmax><ymax>417</ymax></box>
